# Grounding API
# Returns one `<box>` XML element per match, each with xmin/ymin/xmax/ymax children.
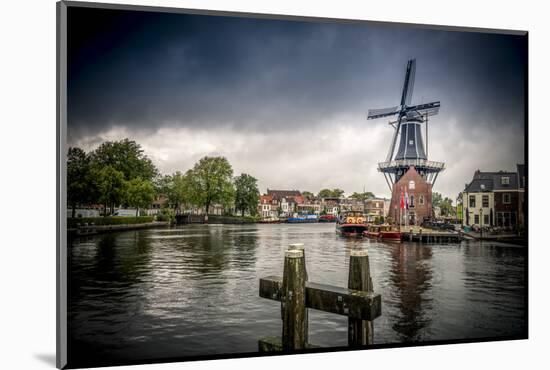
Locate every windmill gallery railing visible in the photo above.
<box><xmin>378</xmin><ymin>159</ymin><xmax>445</xmax><ymax>172</ymax></box>
<box><xmin>258</xmin><ymin>244</ymin><xmax>382</xmax><ymax>351</ymax></box>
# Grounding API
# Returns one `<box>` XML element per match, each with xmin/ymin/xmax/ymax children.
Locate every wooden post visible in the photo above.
<box><xmin>282</xmin><ymin>249</ymin><xmax>307</xmax><ymax>351</ymax></box>
<box><xmin>347</xmin><ymin>249</ymin><xmax>373</xmax><ymax>346</ymax></box>
<box><xmin>286</xmin><ymin>244</ymin><xmax>308</xmax><ymax>342</ymax></box>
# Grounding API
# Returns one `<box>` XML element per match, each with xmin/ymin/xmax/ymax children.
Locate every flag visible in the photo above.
<box><xmin>405</xmin><ymin>190</ymin><xmax>409</xmax><ymax>210</ymax></box>
<box><xmin>400</xmin><ymin>189</ymin><xmax>405</xmax><ymax>209</ymax></box>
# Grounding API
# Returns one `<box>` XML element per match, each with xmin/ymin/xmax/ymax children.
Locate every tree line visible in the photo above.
<box><xmin>67</xmin><ymin>139</ymin><xmax>260</xmax><ymax>218</ymax></box>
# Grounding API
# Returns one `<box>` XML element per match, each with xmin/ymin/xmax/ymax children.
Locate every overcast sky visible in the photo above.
<box><xmin>67</xmin><ymin>6</ymin><xmax>526</xmax><ymax>200</ymax></box>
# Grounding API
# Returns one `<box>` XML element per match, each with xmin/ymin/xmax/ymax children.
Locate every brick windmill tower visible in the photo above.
<box><xmin>367</xmin><ymin>59</ymin><xmax>444</xmax><ymax>225</ymax></box>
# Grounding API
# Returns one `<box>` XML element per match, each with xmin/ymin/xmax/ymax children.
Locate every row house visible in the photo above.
<box><xmin>461</xmin><ymin>164</ymin><xmax>525</xmax><ymax>229</ymax></box>
<box><xmin>258</xmin><ymin>189</ymin><xmax>305</xmax><ymax>218</ymax></box>
<box><xmin>320</xmin><ymin>197</ymin><xmax>340</xmax><ymax>216</ymax></box>
<box><xmin>259</xmin><ymin>195</ymin><xmax>278</xmax><ymax>219</ymax></box>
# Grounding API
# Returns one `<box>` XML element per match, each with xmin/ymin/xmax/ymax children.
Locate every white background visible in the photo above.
<box><xmin>0</xmin><ymin>0</ymin><xmax>547</xmax><ymax>369</ymax></box>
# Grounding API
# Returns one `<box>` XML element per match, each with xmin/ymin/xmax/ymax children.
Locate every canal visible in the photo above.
<box><xmin>68</xmin><ymin>223</ymin><xmax>526</xmax><ymax>365</ymax></box>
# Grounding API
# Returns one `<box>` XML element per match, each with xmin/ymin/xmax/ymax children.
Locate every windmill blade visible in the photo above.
<box><xmin>385</xmin><ymin>114</ymin><xmax>403</xmax><ymax>162</ymax></box>
<box><xmin>400</xmin><ymin>59</ymin><xmax>416</xmax><ymax>107</ymax></box>
<box><xmin>406</xmin><ymin>101</ymin><xmax>440</xmax><ymax>117</ymax></box>
<box><xmin>367</xmin><ymin>106</ymin><xmax>399</xmax><ymax>120</ymax></box>
<box><xmin>405</xmin><ymin>60</ymin><xmax>416</xmax><ymax>106</ymax></box>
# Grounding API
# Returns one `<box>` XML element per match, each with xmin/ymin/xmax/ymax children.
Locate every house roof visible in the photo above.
<box><xmin>267</xmin><ymin>189</ymin><xmax>302</xmax><ymax>200</ymax></box>
<box><xmin>464</xmin><ymin>167</ymin><xmax>523</xmax><ymax>192</ymax></box>
<box><xmin>260</xmin><ymin>195</ymin><xmax>273</xmax><ymax>204</ymax></box>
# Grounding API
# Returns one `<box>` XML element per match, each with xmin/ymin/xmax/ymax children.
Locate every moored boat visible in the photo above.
<box><xmin>286</xmin><ymin>214</ymin><xmax>318</xmax><ymax>223</ymax></box>
<box><xmin>364</xmin><ymin>224</ymin><xmax>402</xmax><ymax>242</ymax></box>
<box><xmin>258</xmin><ymin>217</ymin><xmax>281</xmax><ymax>224</ymax></box>
<box><xmin>335</xmin><ymin>211</ymin><xmax>369</xmax><ymax>236</ymax></box>
<box><xmin>319</xmin><ymin>214</ymin><xmax>336</xmax><ymax>223</ymax></box>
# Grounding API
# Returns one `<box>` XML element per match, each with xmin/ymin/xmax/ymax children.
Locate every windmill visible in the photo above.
<box><xmin>367</xmin><ymin>59</ymin><xmax>444</xmax><ymax>191</ymax></box>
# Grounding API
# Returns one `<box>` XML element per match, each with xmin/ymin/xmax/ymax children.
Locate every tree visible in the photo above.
<box><xmin>90</xmin><ymin>139</ymin><xmax>158</xmax><ymax>181</ymax></box>
<box><xmin>186</xmin><ymin>156</ymin><xmax>234</xmax><ymax>215</ymax></box>
<box><xmin>234</xmin><ymin>173</ymin><xmax>260</xmax><ymax>217</ymax></box>
<box><xmin>318</xmin><ymin>188</ymin><xmax>345</xmax><ymax>198</ymax></box>
<box><xmin>350</xmin><ymin>191</ymin><xmax>375</xmax><ymax>201</ymax></box>
<box><xmin>94</xmin><ymin>166</ymin><xmax>127</xmax><ymax>215</ymax></box>
<box><xmin>157</xmin><ymin>171</ymin><xmax>189</xmax><ymax>212</ymax></box>
<box><xmin>301</xmin><ymin>191</ymin><xmax>314</xmax><ymax>200</ymax></box>
<box><xmin>126</xmin><ymin>178</ymin><xmax>156</xmax><ymax>217</ymax></box>
<box><xmin>331</xmin><ymin>188</ymin><xmax>345</xmax><ymax>198</ymax></box>
<box><xmin>432</xmin><ymin>192</ymin><xmax>443</xmax><ymax>207</ymax></box>
<box><xmin>433</xmin><ymin>192</ymin><xmax>454</xmax><ymax>217</ymax></box>
<box><xmin>67</xmin><ymin>147</ymin><xmax>93</xmax><ymax>218</ymax></box>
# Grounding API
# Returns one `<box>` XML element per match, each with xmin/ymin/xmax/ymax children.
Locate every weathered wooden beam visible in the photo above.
<box><xmin>260</xmin><ymin>277</ymin><xmax>381</xmax><ymax>321</ymax></box>
<box><xmin>348</xmin><ymin>249</ymin><xmax>373</xmax><ymax>346</ymax></box>
<box><xmin>281</xmin><ymin>249</ymin><xmax>307</xmax><ymax>351</ymax></box>
<box><xmin>258</xmin><ymin>337</ymin><xmax>320</xmax><ymax>352</ymax></box>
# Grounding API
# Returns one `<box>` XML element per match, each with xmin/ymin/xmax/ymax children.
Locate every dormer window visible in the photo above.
<box><xmin>501</xmin><ymin>177</ymin><xmax>510</xmax><ymax>185</ymax></box>
<box><xmin>409</xmin><ymin>180</ymin><xmax>415</xmax><ymax>190</ymax></box>
<box><xmin>480</xmin><ymin>184</ymin><xmax>485</xmax><ymax>190</ymax></box>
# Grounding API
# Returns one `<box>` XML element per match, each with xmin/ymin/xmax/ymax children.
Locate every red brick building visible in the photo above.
<box><xmin>389</xmin><ymin>166</ymin><xmax>433</xmax><ymax>225</ymax></box>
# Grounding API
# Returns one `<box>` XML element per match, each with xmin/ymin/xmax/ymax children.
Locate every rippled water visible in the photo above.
<box><xmin>68</xmin><ymin>223</ymin><xmax>526</xmax><ymax>365</ymax></box>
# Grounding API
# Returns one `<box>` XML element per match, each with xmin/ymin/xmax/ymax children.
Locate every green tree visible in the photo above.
<box><xmin>67</xmin><ymin>147</ymin><xmax>93</xmax><ymax>218</ymax></box>
<box><xmin>186</xmin><ymin>156</ymin><xmax>234</xmax><ymax>215</ymax></box>
<box><xmin>94</xmin><ymin>165</ymin><xmax>127</xmax><ymax>215</ymax></box>
<box><xmin>234</xmin><ymin>173</ymin><xmax>260</xmax><ymax>217</ymax></box>
<box><xmin>157</xmin><ymin>171</ymin><xmax>189</xmax><ymax>211</ymax></box>
<box><xmin>432</xmin><ymin>192</ymin><xmax>454</xmax><ymax>217</ymax></box>
<box><xmin>126</xmin><ymin>178</ymin><xmax>156</xmax><ymax>217</ymax></box>
<box><xmin>301</xmin><ymin>191</ymin><xmax>314</xmax><ymax>200</ymax></box>
<box><xmin>90</xmin><ymin>139</ymin><xmax>158</xmax><ymax>181</ymax></box>
<box><xmin>331</xmin><ymin>188</ymin><xmax>345</xmax><ymax>198</ymax></box>
<box><xmin>318</xmin><ymin>188</ymin><xmax>345</xmax><ymax>198</ymax></box>
<box><xmin>432</xmin><ymin>192</ymin><xmax>443</xmax><ymax>207</ymax></box>
<box><xmin>350</xmin><ymin>191</ymin><xmax>375</xmax><ymax>201</ymax></box>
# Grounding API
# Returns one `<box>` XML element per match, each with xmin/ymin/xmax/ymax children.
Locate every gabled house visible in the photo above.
<box><xmin>461</xmin><ymin>165</ymin><xmax>525</xmax><ymax>229</ymax></box>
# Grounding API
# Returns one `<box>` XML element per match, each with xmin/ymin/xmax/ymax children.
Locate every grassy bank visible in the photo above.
<box><xmin>68</xmin><ymin>216</ymin><xmax>154</xmax><ymax>228</ymax></box>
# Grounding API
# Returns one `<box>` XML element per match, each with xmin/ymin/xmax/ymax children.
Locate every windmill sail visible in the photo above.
<box><xmin>367</xmin><ymin>106</ymin><xmax>399</xmax><ymax>120</ymax></box>
<box><xmin>400</xmin><ymin>59</ymin><xmax>416</xmax><ymax>107</ymax></box>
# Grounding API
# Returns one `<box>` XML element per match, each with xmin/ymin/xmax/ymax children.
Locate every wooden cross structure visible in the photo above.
<box><xmin>259</xmin><ymin>244</ymin><xmax>382</xmax><ymax>351</ymax></box>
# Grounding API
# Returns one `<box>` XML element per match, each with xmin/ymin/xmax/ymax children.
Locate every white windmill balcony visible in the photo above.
<box><xmin>378</xmin><ymin>159</ymin><xmax>445</xmax><ymax>173</ymax></box>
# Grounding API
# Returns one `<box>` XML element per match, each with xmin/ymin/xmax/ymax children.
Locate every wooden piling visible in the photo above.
<box><xmin>347</xmin><ymin>249</ymin><xmax>373</xmax><ymax>346</ymax></box>
<box><xmin>286</xmin><ymin>244</ymin><xmax>308</xmax><ymax>342</ymax></box>
<box><xmin>282</xmin><ymin>249</ymin><xmax>307</xmax><ymax>351</ymax></box>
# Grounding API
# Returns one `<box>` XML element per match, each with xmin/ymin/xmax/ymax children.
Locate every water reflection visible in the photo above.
<box><xmin>67</xmin><ymin>224</ymin><xmax>526</xmax><ymax>367</ymax></box>
<box><xmin>387</xmin><ymin>244</ymin><xmax>433</xmax><ymax>342</ymax></box>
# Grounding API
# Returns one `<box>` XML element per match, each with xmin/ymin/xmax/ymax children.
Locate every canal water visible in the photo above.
<box><xmin>68</xmin><ymin>223</ymin><xmax>526</xmax><ymax>365</ymax></box>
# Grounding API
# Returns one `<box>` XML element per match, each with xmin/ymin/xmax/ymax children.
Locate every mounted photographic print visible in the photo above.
<box><xmin>56</xmin><ymin>1</ymin><xmax>528</xmax><ymax>368</ymax></box>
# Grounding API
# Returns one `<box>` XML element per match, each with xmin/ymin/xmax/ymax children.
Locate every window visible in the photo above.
<box><xmin>482</xmin><ymin>195</ymin><xmax>489</xmax><ymax>208</ymax></box>
<box><xmin>501</xmin><ymin>177</ymin><xmax>510</xmax><ymax>185</ymax></box>
<box><xmin>503</xmin><ymin>193</ymin><xmax>511</xmax><ymax>204</ymax></box>
<box><xmin>474</xmin><ymin>214</ymin><xmax>480</xmax><ymax>224</ymax></box>
<box><xmin>419</xmin><ymin>195</ymin><xmax>425</xmax><ymax>205</ymax></box>
<box><xmin>409</xmin><ymin>195</ymin><xmax>415</xmax><ymax>208</ymax></box>
<box><xmin>469</xmin><ymin>195</ymin><xmax>476</xmax><ymax>208</ymax></box>
<box><xmin>409</xmin><ymin>140</ymin><xmax>414</xmax><ymax>146</ymax></box>
<box><xmin>409</xmin><ymin>180</ymin><xmax>415</xmax><ymax>190</ymax></box>
<box><xmin>484</xmin><ymin>214</ymin><xmax>489</xmax><ymax>225</ymax></box>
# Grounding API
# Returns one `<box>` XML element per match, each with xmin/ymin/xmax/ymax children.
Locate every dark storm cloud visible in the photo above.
<box><xmin>66</xmin><ymin>6</ymin><xmax>526</xmax><ymax>198</ymax></box>
<box><xmin>68</xmin><ymin>7</ymin><xmax>525</xmax><ymax>135</ymax></box>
